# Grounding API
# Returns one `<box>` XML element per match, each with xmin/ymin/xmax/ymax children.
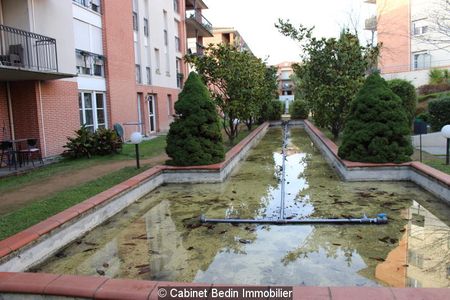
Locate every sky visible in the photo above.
<box><xmin>203</xmin><ymin>0</ymin><xmax>376</xmax><ymax>65</ymax></box>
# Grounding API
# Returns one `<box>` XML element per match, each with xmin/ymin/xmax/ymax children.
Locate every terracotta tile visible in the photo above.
<box><xmin>0</xmin><ymin>246</ymin><xmax>12</xmax><ymax>257</ymax></box>
<box><xmin>0</xmin><ymin>272</ymin><xmax>60</xmax><ymax>294</ymax></box>
<box><xmin>69</xmin><ymin>202</ymin><xmax>95</xmax><ymax>214</ymax></box>
<box><xmin>94</xmin><ymin>278</ymin><xmax>157</xmax><ymax>300</ymax></box>
<box><xmin>293</xmin><ymin>286</ymin><xmax>330</xmax><ymax>300</ymax></box>
<box><xmin>330</xmin><ymin>287</ymin><xmax>394</xmax><ymax>300</ymax></box>
<box><xmin>0</xmin><ymin>272</ymin><xmax>14</xmax><ymax>284</ymax></box>
<box><xmin>27</xmin><ymin>220</ymin><xmax>61</xmax><ymax>236</ymax></box>
<box><xmin>48</xmin><ymin>209</ymin><xmax>79</xmax><ymax>224</ymax></box>
<box><xmin>3</xmin><ymin>230</ymin><xmax>40</xmax><ymax>251</ymax></box>
<box><xmin>44</xmin><ymin>274</ymin><xmax>109</xmax><ymax>298</ymax></box>
<box><xmin>391</xmin><ymin>288</ymin><xmax>450</xmax><ymax>300</ymax></box>
<box><xmin>149</xmin><ymin>282</ymin><xmax>211</xmax><ymax>300</ymax></box>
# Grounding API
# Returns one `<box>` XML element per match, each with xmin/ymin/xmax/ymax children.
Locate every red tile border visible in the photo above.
<box><xmin>0</xmin><ymin>123</ymin><xmax>268</xmax><ymax>260</ymax></box>
<box><xmin>330</xmin><ymin>287</ymin><xmax>395</xmax><ymax>300</ymax></box>
<box><xmin>44</xmin><ymin>274</ymin><xmax>109</xmax><ymax>298</ymax></box>
<box><xmin>94</xmin><ymin>278</ymin><xmax>157</xmax><ymax>300</ymax></box>
<box><xmin>304</xmin><ymin>120</ymin><xmax>450</xmax><ymax>186</ymax></box>
<box><xmin>0</xmin><ymin>273</ymin><xmax>449</xmax><ymax>299</ymax></box>
<box><xmin>0</xmin><ymin>272</ymin><xmax>61</xmax><ymax>294</ymax></box>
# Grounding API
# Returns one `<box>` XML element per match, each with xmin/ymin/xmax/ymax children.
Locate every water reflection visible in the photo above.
<box><xmin>34</xmin><ymin>128</ymin><xmax>450</xmax><ymax>287</ymax></box>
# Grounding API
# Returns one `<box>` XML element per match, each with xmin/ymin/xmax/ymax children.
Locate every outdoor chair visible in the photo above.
<box><xmin>19</xmin><ymin>139</ymin><xmax>43</xmax><ymax>167</ymax></box>
<box><xmin>0</xmin><ymin>141</ymin><xmax>15</xmax><ymax>170</ymax></box>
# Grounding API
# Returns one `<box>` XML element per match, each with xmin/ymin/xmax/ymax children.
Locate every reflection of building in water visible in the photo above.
<box><xmin>374</xmin><ymin>232</ymin><xmax>407</xmax><ymax>287</ymax></box>
<box><xmin>376</xmin><ymin>201</ymin><xmax>450</xmax><ymax>288</ymax></box>
<box><xmin>406</xmin><ymin>202</ymin><xmax>450</xmax><ymax>288</ymax></box>
<box><xmin>145</xmin><ymin>200</ymin><xmax>190</xmax><ymax>280</ymax></box>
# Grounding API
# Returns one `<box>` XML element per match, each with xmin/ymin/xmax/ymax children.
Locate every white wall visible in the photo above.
<box><xmin>72</xmin><ymin>2</ymin><xmax>105</xmax><ymax>92</ymax></box>
<box><xmin>382</xmin><ymin>69</ymin><xmax>431</xmax><ymax>86</ymax></box>
<box><xmin>135</xmin><ymin>0</ymin><xmax>180</xmax><ymax>89</ymax></box>
<box><xmin>33</xmin><ymin>0</ymin><xmax>76</xmax><ymax>75</ymax></box>
<box><xmin>410</xmin><ymin>0</ymin><xmax>450</xmax><ymax>69</ymax></box>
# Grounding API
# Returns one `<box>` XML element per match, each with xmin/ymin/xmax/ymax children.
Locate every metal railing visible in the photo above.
<box><xmin>0</xmin><ymin>24</ymin><xmax>58</xmax><ymax>72</ymax></box>
<box><xmin>186</xmin><ymin>10</ymin><xmax>212</xmax><ymax>33</ymax></box>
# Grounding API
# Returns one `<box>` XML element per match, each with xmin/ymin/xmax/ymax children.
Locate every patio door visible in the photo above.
<box><xmin>147</xmin><ymin>94</ymin><xmax>156</xmax><ymax>133</ymax></box>
<box><xmin>137</xmin><ymin>94</ymin><xmax>143</xmax><ymax>133</ymax></box>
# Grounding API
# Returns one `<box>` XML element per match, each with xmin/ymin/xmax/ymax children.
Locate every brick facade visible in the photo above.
<box><xmin>39</xmin><ymin>80</ymin><xmax>79</xmax><ymax>157</ymax></box>
<box><xmin>0</xmin><ymin>83</ymin><xmax>10</xmax><ymax>141</ymax></box>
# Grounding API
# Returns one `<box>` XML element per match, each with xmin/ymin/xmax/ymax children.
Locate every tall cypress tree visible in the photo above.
<box><xmin>166</xmin><ymin>72</ymin><xmax>225</xmax><ymax>166</ymax></box>
<box><xmin>338</xmin><ymin>73</ymin><xmax>413</xmax><ymax>163</ymax></box>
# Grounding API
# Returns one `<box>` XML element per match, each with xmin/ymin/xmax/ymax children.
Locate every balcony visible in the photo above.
<box><xmin>0</xmin><ymin>25</ymin><xmax>73</xmax><ymax>81</ymax></box>
<box><xmin>188</xmin><ymin>42</ymin><xmax>205</xmax><ymax>56</ymax></box>
<box><xmin>185</xmin><ymin>10</ymin><xmax>213</xmax><ymax>38</ymax></box>
<box><xmin>364</xmin><ymin>16</ymin><xmax>377</xmax><ymax>31</ymax></box>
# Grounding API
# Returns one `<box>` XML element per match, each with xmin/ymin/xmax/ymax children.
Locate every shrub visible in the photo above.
<box><xmin>261</xmin><ymin>100</ymin><xmax>283</xmax><ymax>121</ymax></box>
<box><xmin>64</xmin><ymin>127</ymin><xmax>123</xmax><ymax>158</ymax></box>
<box><xmin>387</xmin><ymin>79</ymin><xmax>417</xmax><ymax>124</ymax></box>
<box><xmin>63</xmin><ymin>125</ymin><xmax>96</xmax><ymax>158</ymax></box>
<box><xmin>429</xmin><ymin>68</ymin><xmax>450</xmax><ymax>85</ymax></box>
<box><xmin>418</xmin><ymin>83</ymin><xmax>450</xmax><ymax>95</ymax></box>
<box><xmin>428</xmin><ymin>97</ymin><xmax>450</xmax><ymax>131</ymax></box>
<box><xmin>166</xmin><ymin>72</ymin><xmax>225</xmax><ymax>166</ymax></box>
<box><xmin>416</xmin><ymin>112</ymin><xmax>430</xmax><ymax>123</ymax></box>
<box><xmin>94</xmin><ymin>128</ymin><xmax>123</xmax><ymax>155</ymax></box>
<box><xmin>289</xmin><ymin>100</ymin><xmax>309</xmax><ymax>119</ymax></box>
<box><xmin>338</xmin><ymin>73</ymin><xmax>413</xmax><ymax>163</ymax></box>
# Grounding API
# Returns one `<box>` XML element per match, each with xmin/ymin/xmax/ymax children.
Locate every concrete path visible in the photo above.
<box><xmin>412</xmin><ymin>132</ymin><xmax>447</xmax><ymax>155</ymax></box>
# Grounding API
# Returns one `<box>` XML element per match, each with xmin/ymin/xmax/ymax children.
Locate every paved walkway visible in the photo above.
<box><xmin>0</xmin><ymin>154</ymin><xmax>168</xmax><ymax>216</ymax></box>
<box><xmin>412</xmin><ymin>132</ymin><xmax>447</xmax><ymax>155</ymax></box>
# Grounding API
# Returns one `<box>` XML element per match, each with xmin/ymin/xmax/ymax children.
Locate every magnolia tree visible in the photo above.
<box><xmin>276</xmin><ymin>20</ymin><xmax>379</xmax><ymax>140</ymax></box>
<box><xmin>186</xmin><ymin>44</ymin><xmax>277</xmax><ymax>144</ymax></box>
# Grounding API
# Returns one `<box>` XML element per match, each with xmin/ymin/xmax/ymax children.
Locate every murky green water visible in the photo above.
<box><xmin>33</xmin><ymin>128</ymin><xmax>450</xmax><ymax>287</ymax></box>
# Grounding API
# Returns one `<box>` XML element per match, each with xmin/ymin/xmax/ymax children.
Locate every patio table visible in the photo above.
<box><xmin>1</xmin><ymin>138</ymin><xmax>30</xmax><ymax>169</ymax></box>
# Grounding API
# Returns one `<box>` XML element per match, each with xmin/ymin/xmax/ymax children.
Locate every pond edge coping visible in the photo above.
<box><xmin>0</xmin><ymin>272</ymin><xmax>449</xmax><ymax>299</ymax></box>
<box><xmin>0</xmin><ymin>122</ymin><xmax>269</xmax><ymax>269</ymax></box>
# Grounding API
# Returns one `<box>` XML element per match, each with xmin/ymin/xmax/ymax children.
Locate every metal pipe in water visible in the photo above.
<box><xmin>279</xmin><ymin>121</ymin><xmax>289</xmax><ymax>220</ymax></box>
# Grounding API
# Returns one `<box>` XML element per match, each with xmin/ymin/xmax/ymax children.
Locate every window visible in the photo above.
<box><xmin>144</xmin><ymin>18</ymin><xmax>149</xmax><ymax>37</ymax></box>
<box><xmin>73</xmin><ymin>0</ymin><xmax>101</xmax><ymax>13</ymax></box>
<box><xmin>146</xmin><ymin>66</ymin><xmax>151</xmax><ymax>85</ymax></box>
<box><xmin>173</xmin><ymin>0</ymin><xmax>179</xmax><ymax>13</ymax></box>
<box><xmin>79</xmin><ymin>91</ymin><xmax>107</xmax><ymax>131</ymax></box>
<box><xmin>136</xmin><ymin>64</ymin><xmax>141</xmax><ymax>83</ymax></box>
<box><xmin>174</xmin><ymin>20</ymin><xmax>180</xmax><ymax>51</ymax></box>
<box><xmin>167</xmin><ymin>94</ymin><xmax>173</xmax><ymax>116</ymax></box>
<box><xmin>76</xmin><ymin>50</ymin><xmax>104</xmax><ymax>77</ymax></box>
<box><xmin>155</xmin><ymin>48</ymin><xmax>160</xmax><ymax>74</ymax></box>
<box><xmin>164</xmin><ymin>30</ymin><xmax>168</xmax><ymax>46</ymax></box>
<box><xmin>133</xmin><ymin>12</ymin><xmax>139</xmax><ymax>31</ymax></box>
<box><xmin>413</xmin><ymin>21</ymin><xmax>429</xmax><ymax>35</ymax></box>
<box><xmin>413</xmin><ymin>52</ymin><xmax>431</xmax><ymax>70</ymax></box>
<box><xmin>176</xmin><ymin>58</ymin><xmax>182</xmax><ymax>88</ymax></box>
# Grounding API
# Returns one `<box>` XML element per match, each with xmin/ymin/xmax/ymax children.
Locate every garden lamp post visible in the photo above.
<box><xmin>441</xmin><ymin>125</ymin><xmax>450</xmax><ymax>165</ymax></box>
<box><xmin>130</xmin><ymin>131</ymin><xmax>143</xmax><ymax>169</ymax></box>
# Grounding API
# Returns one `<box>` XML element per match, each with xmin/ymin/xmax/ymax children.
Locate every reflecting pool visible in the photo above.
<box><xmin>33</xmin><ymin>128</ymin><xmax>450</xmax><ymax>287</ymax></box>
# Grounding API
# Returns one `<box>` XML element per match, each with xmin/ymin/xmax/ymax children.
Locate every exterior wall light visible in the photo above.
<box><xmin>130</xmin><ymin>131</ymin><xmax>143</xmax><ymax>169</ymax></box>
<box><xmin>441</xmin><ymin>125</ymin><xmax>450</xmax><ymax>165</ymax></box>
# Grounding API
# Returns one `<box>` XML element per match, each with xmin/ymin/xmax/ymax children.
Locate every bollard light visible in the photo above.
<box><xmin>130</xmin><ymin>131</ymin><xmax>143</xmax><ymax>169</ymax></box>
<box><xmin>441</xmin><ymin>125</ymin><xmax>450</xmax><ymax>165</ymax></box>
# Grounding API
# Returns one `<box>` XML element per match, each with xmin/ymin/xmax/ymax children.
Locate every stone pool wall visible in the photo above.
<box><xmin>300</xmin><ymin>120</ymin><xmax>450</xmax><ymax>204</ymax></box>
<box><xmin>0</xmin><ymin>123</ymin><xmax>269</xmax><ymax>272</ymax></box>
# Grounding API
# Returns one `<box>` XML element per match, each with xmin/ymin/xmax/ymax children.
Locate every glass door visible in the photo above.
<box><xmin>147</xmin><ymin>94</ymin><xmax>156</xmax><ymax>133</ymax></box>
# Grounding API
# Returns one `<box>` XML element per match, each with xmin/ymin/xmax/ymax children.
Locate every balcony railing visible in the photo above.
<box><xmin>0</xmin><ymin>24</ymin><xmax>58</xmax><ymax>72</ymax></box>
<box><xmin>186</xmin><ymin>10</ymin><xmax>212</xmax><ymax>33</ymax></box>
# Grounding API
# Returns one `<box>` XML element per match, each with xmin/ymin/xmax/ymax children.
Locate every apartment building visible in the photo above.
<box><xmin>203</xmin><ymin>27</ymin><xmax>252</xmax><ymax>53</ymax></box>
<box><xmin>365</xmin><ymin>0</ymin><xmax>450</xmax><ymax>86</ymax></box>
<box><xmin>276</xmin><ymin>62</ymin><xmax>295</xmax><ymax>109</ymax></box>
<box><xmin>0</xmin><ymin>0</ymin><xmax>78</xmax><ymax>157</ymax></box>
<box><xmin>0</xmin><ymin>0</ymin><xmax>214</xmax><ymax>158</ymax></box>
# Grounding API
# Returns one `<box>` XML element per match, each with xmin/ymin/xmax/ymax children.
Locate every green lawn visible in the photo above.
<box><xmin>0</xmin><ymin>136</ymin><xmax>167</xmax><ymax>194</ymax></box>
<box><xmin>0</xmin><ymin>165</ymin><xmax>150</xmax><ymax>240</ymax></box>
